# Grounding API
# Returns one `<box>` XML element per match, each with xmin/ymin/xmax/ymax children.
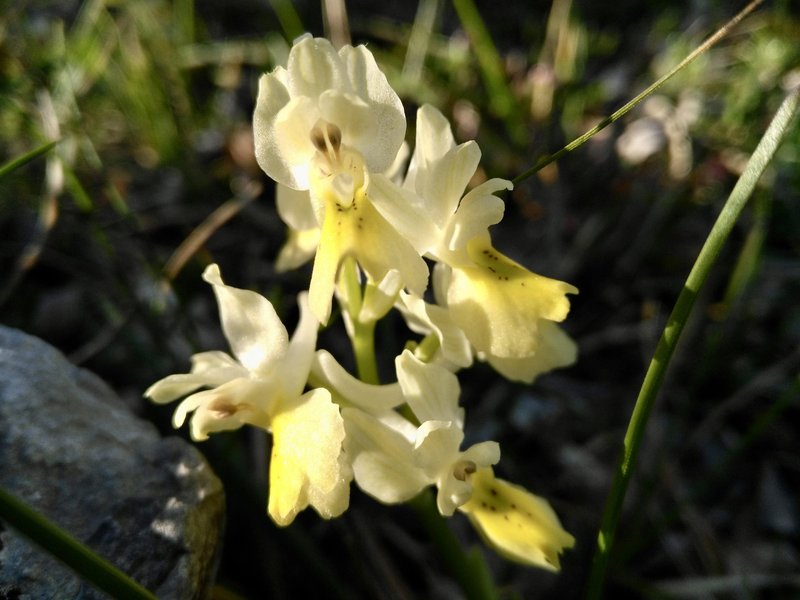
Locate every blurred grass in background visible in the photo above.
<box><xmin>2</xmin><ymin>1</ymin><xmax>799</xmax><ymax>598</ymax></box>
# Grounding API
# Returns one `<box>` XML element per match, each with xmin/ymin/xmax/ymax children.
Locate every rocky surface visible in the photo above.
<box><xmin>0</xmin><ymin>325</ymin><xmax>224</xmax><ymax>599</ymax></box>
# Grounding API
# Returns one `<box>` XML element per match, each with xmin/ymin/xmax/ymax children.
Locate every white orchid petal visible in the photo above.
<box><xmin>396</xmin><ymin>292</ymin><xmax>473</xmax><ymax>370</ymax></box>
<box><xmin>360</xmin><ymin>269</ymin><xmax>403</xmax><ymax>323</ymax></box>
<box><xmin>275</xmin><ymin>227</ymin><xmax>320</xmax><ymax>272</ymax></box>
<box><xmin>342</xmin><ymin>408</ymin><xmax>427</xmax><ymax>504</ymax></box>
<box><xmin>272</xmin><ymin>97</ymin><xmax>321</xmax><ymax>189</ymax></box>
<box><xmin>253</xmin><ymin>70</ymin><xmax>300</xmax><ymax>188</ymax></box>
<box><xmin>276</xmin><ymin>184</ymin><xmax>319</xmax><ymax>231</ymax></box>
<box><xmin>281</xmin><ymin>292</ymin><xmax>319</xmax><ymax>397</ymax></box>
<box><xmin>144</xmin><ymin>359</ymin><xmax>246</xmax><ymax>404</ymax></box>
<box><xmin>396</xmin><ymin>350</ymin><xmax>463</xmax><ymax>424</ymax></box>
<box><xmin>413</xmin><ymin>420</ymin><xmax>463</xmax><ymax>475</ymax></box>
<box><xmin>338</xmin><ymin>44</ymin><xmax>406</xmax><ymax>173</ymax></box>
<box><xmin>447</xmin><ymin>178</ymin><xmax>510</xmax><ymax>251</ymax></box>
<box><xmin>419</xmin><ymin>142</ymin><xmax>482</xmax><ymax>228</ymax></box>
<box><xmin>172</xmin><ymin>377</ymin><xmax>268</xmax><ymax>440</ymax></box>
<box><xmin>312</xmin><ymin>350</ymin><xmax>405</xmax><ymax>412</ymax></box>
<box><xmin>369</xmin><ymin>174</ymin><xmax>440</xmax><ymax>256</ymax></box>
<box><xmin>405</xmin><ymin>104</ymin><xmax>456</xmax><ymax>191</ymax></box>
<box><xmin>287</xmin><ymin>36</ymin><xmax>347</xmax><ymax>100</ymax></box>
<box><xmin>437</xmin><ymin>477</ymin><xmax>473</xmax><ymax>517</ymax></box>
<box><xmin>202</xmin><ymin>264</ymin><xmax>289</xmax><ymax>373</ymax></box>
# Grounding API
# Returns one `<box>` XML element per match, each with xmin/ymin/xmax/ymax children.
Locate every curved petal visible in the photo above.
<box><xmin>417</xmin><ymin>141</ymin><xmax>482</xmax><ymax>229</ymax></box>
<box><xmin>436</xmin><ymin>476</ymin><xmax>473</xmax><ymax>517</ymax></box>
<box><xmin>203</xmin><ymin>264</ymin><xmax>289</xmax><ymax>373</ymax></box>
<box><xmin>173</xmin><ymin>377</ymin><xmax>271</xmax><ymax>441</ymax></box>
<box><xmin>272</xmin><ymin>96</ymin><xmax>322</xmax><ymax>189</ymax></box>
<box><xmin>446</xmin><ymin>178</ymin><xmax>510</xmax><ymax>251</ymax></box>
<box><xmin>396</xmin><ymin>292</ymin><xmax>473</xmax><ymax>370</ymax></box>
<box><xmin>396</xmin><ymin>350</ymin><xmax>463</xmax><ymax>424</ymax></box>
<box><xmin>404</xmin><ymin>104</ymin><xmax>456</xmax><ymax>192</ymax></box>
<box><xmin>280</xmin><ymin>292</ymin><xmax>319</xmax><ymax>398</ymax></box>
<box><xmin>342</xmin><ymin>407</ymin><xmax>428</xmax><ymax>504</ymax></box>
<box><xmin>276</xmin><ymin>184</ymin><xmax>319</xmax><ymax>231</ymax></box>
<box><xmin>412</xmin><ymin>420</ymin><xmax>462</xmax><ymax>475</ymax></box>
<box><xmin>312</xmin><ymin>350</ymin><xmax>405</xmax><ymax>412</ymax></box>
<box><xmin>253</xmin><ymin>69</ymin><xmax>299</xmax><ymax>188</ymax></box>
<box><xmin>360</xmin><ymin>269</ymin><xmax>403</xmax><ymax>323</ymax></box>
<box><xmin>275</xmin><ymin>227</ymin><xmax>320</xmax><ymax>272</ymax></box>
<box><xmin>369</xmin><ymin>174</ymin><xmax>439</xmax><ymax>256</ymax></box>
<box><xmin>287</xmin><ymin>36</ymin><xmax>347</xmax><ymax>100</ymax></box>
<box><xmin>338</xmin><ymin>44</ymin><xmax>406</xmax><ymax>173</ymax></box>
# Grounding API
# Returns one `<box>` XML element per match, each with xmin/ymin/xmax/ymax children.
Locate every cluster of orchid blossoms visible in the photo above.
<box><xmin>147</xmin><ymin>35</ymin><xmax>578</xmax><ymax>571</ymax></box>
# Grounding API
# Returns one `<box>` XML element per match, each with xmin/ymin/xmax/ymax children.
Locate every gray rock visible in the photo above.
<box><xmin>0</xmin><ymin>326</ymin><xmax>224</xmax><ymax>599</ymax></box>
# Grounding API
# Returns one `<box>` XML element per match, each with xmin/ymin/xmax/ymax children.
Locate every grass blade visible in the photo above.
<box><xmin>0</xmin><ymin>140</ymin><xmax>58</xmax><ymax>180</ymax></box>
<box><xmin>452</xmin><ymin>0</ymin><xmax>525</xmax><ymax>145</ymax></box>
<box><xmin>513</xmin><ymin>0</ymin><xmax>766</xmax><ymax>185</ymax></box>
<box><xmin>585</xmin><ymin>85</ymin><xmax>800</xmax><ymax>599</ymax></box>
<box><xmin>0</xmin><ymin>486</ymin><xmax>156</xmax><ymax>599</ymax></box>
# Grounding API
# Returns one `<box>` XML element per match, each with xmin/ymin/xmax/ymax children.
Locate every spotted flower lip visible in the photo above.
<box><xmin>253</xmin><ymin>35</ymin><xmax>406</xmax><ymax>191</ymax></box>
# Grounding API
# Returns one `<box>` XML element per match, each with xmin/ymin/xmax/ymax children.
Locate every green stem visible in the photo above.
<box><xmin>410</xmin><ymin>492</ymin><xmax>498</xmax><ymax>600</ymax></box>
<box><xmin>512</xmin><ymin>0</ymin><xmax>765</xmax><ymax>185</ymax></box>
<box><xmin>585</xmin><ymin>86</ymin><xmax>800</xmax><ymax>599</ymax></box>
<box><xmin>0</xmin><ymin>486</ymin><xmax>156</xmax><ymax>599</ymax></box>
<box><xmin>353</xmin><ymin>319</ymin><xmax>379</xmax><ymax>385</ymax></box>
<box><xmin>339</xmin><ymin>258</ymin><xmax>380</xmax><ymax>385</ymax></box>
<box><xmin>337</xmin><ymin>263</ymin><xmax>497</xmax><ymax>598</ymax></box>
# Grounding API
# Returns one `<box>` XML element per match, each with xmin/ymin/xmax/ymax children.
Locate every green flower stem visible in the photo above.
<box><xmin>512</xmin><ymin>0</ymin><xmax>765</xmax><ymax>185</ymax></box>
<box><xmin>339</xmin><ymin>257</ymin><xmax>380</xmax><ymax>384</ymax></box>
<box><xmin>0</xmin><ymin>485</ymin><xmax>156</xmax><ymax>600</ymax></box>
<box><xmin>410</xmin><ymin>492</ymin><xmax>498</xmax><ymax>600</ymax></box>
<box><xmin>585</xmin><ymin>86</ymin><xmax>800</xmax><ymax>599</ymax></box>
<box><xmin>352</xmin><ymin>318</ymin><xmax>379</xmax><ymax>385</ymax></box>
<box><xmin>338</xmin><ymin>263</ymin><xmax>497</xmax><ymax>598</ymax></box>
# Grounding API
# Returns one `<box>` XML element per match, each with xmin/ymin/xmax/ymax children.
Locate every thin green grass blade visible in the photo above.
<box><xmin>402</xmin><ymin>0</ymin><xmax>440</xmax><ymax>85</ymax></box>
<box><xmin>411</xmin><ymin>491</ymin><xmax>499</xmax><ymax>600</ymax></box>
<box><xmin>451</xmin><ymin>0</ymin><xmax>525</xmax><ymax>145</ymax></box>
<box><xmin>267</xmin><ymin>0</ymin><xmax>305</xmax><ymax>42</ymax></box>
<box><xmin>0</xmin><ymin>486</ymin><xmax>156</xmax><ymax>599</ymax></box>
<box><xmin>0</xmin><ymin>140</ymin><xmax>58</xmax><ymax>180</ymax></box>
<box><xmin>513</xmin><ymin>0</ymin><xmax>765</xmax><ymax>185</ymax></box>
<box><xmin>585</xmin><ymin>85</ymin><xmax>800</xmax><ymax>599</ymax></box>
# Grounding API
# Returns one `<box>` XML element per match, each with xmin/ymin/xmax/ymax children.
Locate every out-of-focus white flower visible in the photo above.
<box><xmin>146</xmin><ymin>264</ymin><xmax>350</xmax><ymax>526</ymax></box>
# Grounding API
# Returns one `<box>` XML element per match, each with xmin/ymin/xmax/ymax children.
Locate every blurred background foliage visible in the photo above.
<box><xmin>2</xmin><ymin>0</ymin><xmax>799</xmax><ymax>598</ymax></box>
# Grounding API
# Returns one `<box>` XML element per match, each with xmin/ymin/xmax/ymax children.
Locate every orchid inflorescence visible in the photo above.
<box><xmin>147</xmin><ymin>34</ymin><xmax>577</xmax><ymax>571</ymax></box>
